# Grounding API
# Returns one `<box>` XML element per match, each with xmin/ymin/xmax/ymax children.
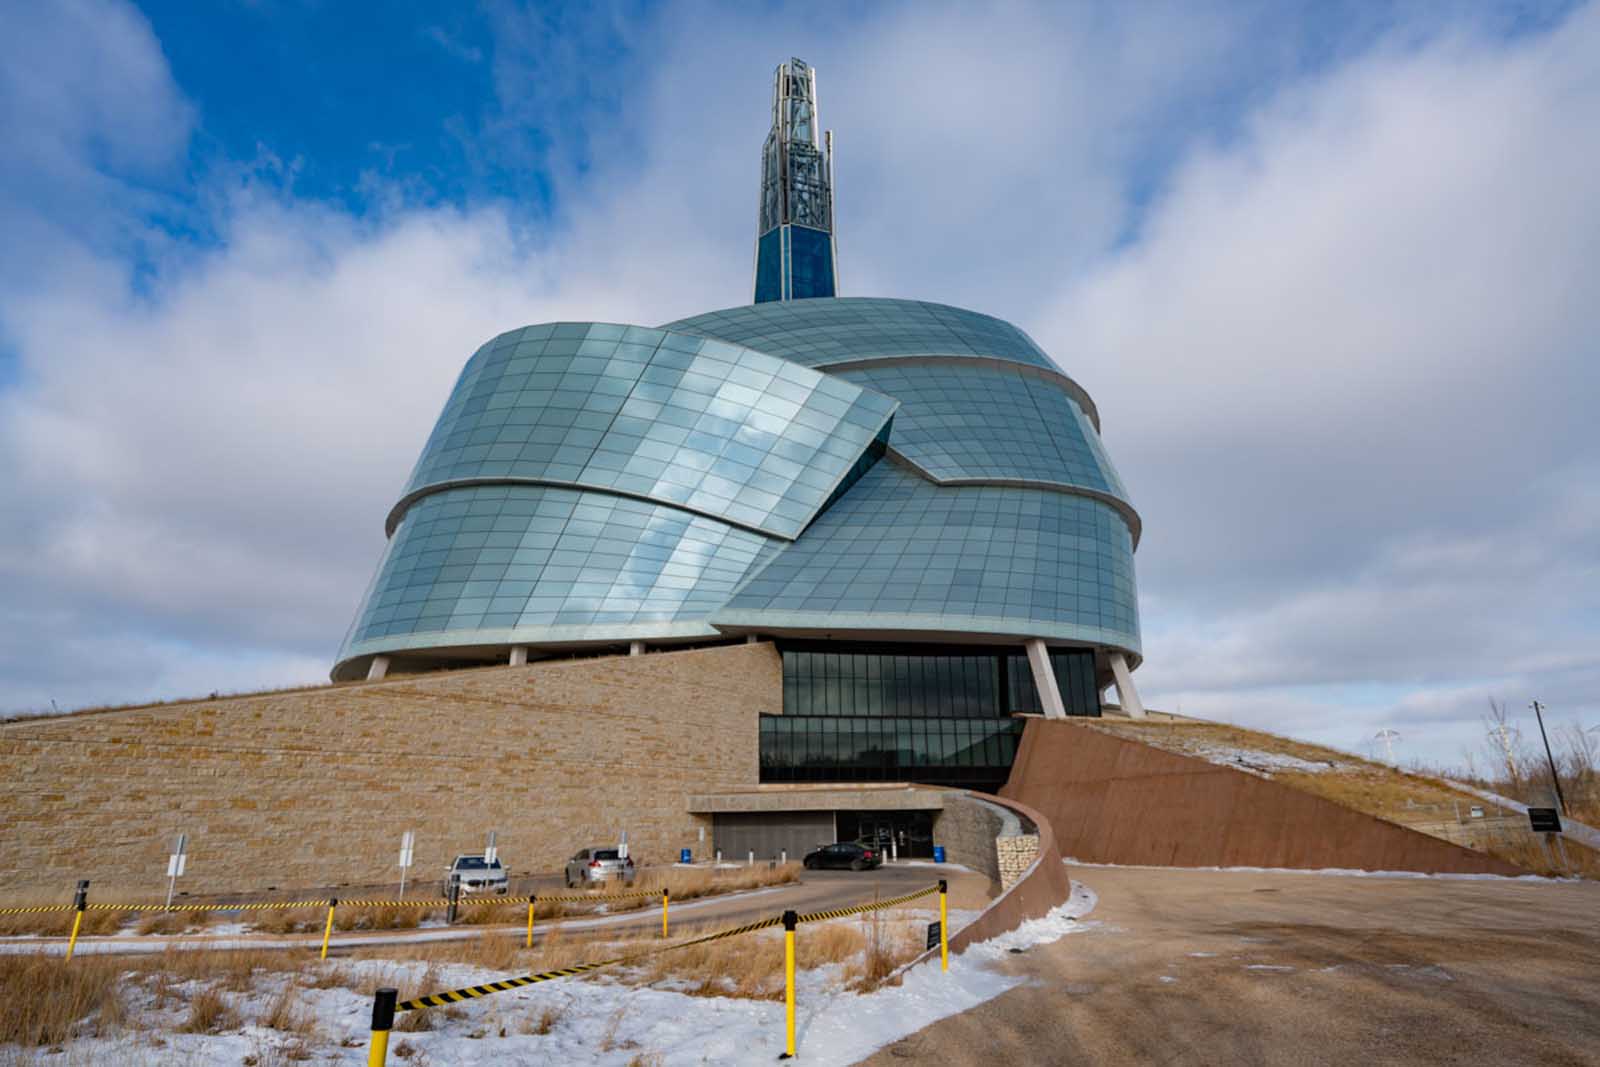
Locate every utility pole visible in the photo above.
<box><xmin>1529</xmin><ymin>700</ymin><xmax>1568</xmax><ymax>815</ymax></box>
<box><xmin>1375</xmin><ymin>729</ymin><xmax>1400</xmax><ymax>766</ymax></box>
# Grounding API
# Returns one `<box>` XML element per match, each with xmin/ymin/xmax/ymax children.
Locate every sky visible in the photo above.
<box><xmin>0</xmin><ymin>0</ymin><xmax>1595</xmax><ymax>770</ymax></box>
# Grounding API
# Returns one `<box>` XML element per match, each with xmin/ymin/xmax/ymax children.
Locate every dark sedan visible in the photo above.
<box><xmin>802</xmin><ymin>842</ymin><xmax>883</xmax><ymax>871</ymax></box>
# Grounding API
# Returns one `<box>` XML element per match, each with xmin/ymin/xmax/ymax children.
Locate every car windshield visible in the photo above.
<box><xmin>455</xmin><ymin>857</ymin><xmax>501</xmax><ymax>870</ymax></box>
<box><xmin>594</xmin><ymin>850</ymin><xmax>620</xmax><ymax>861</ymax></box>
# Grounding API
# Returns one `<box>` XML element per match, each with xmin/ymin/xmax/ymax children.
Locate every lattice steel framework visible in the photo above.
<box><xmin>755</xmin><ymin>57</ymin><xmax>837</xmax><ymax>303</ymax></box>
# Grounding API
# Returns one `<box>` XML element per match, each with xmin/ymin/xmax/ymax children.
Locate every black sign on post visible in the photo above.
<box><xmin>926</xmin><ymin>921</ymin><xmax>941</xmax><ymax>951</ymax></box>
<box><xmin>1528</xmin><ymin>808</ymin><xmax>1562</xmax><ymax>834</ymax></box>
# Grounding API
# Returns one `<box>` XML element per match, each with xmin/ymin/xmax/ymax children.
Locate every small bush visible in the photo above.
<box><xmin>261</xmin><ymin>983</ymin><xmax>312</xmax><ymax>1035</ymax></box>
<box><xmin>178</xmin><ymin>986</ymin><xmax>238</xmax><ymax>1034</ymax></box>
<box><xmin>0</xmin><ymin>953</ymin><xmax>124</xmax><ymax>1045</ymax></box>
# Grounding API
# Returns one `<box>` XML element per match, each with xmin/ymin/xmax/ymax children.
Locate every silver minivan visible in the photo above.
<box><xmin>564</xmin><ymin>847</ymin><xmax>635</xmax><ymax>888</ymax></box>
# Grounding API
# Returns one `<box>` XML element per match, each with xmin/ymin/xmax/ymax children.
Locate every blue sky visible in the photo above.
<box><xmin>1</xmin><ymin>0</ymin><xmax>1596</xmax><ymax>772</ymax></box>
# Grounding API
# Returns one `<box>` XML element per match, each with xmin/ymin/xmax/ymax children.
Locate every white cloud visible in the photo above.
<box><xmin>1045</xmin><ymin>7</ymin><xmax>1600</xmax><ymax>758</ymax></box>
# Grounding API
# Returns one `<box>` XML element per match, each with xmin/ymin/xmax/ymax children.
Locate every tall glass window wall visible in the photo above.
<box><xmin>761</xmin><ymin>644</ymin><xmax>1099</xmax><ymax>790</ymax></box>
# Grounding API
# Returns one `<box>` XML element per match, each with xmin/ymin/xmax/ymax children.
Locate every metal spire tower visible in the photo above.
<box><xmin>754</xmin><ymin>58</ymin><xmax>837</xmax><ymax>303</ymax></box>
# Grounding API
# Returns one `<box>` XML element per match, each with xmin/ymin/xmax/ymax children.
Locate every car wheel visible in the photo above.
<box><xmin>850</xmin><ymin>859</ymin><xmax>866</xmax><ymax>871</ymax></box>
<box><xmin>803</xmin><ymin>857</ymin><xmax>817</xmax><ymax>870</ymax></box>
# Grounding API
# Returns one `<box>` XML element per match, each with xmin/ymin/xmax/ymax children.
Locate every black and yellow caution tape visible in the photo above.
<box><xmin>0</xmin><ymin>904</ymin><xmax>73</xmax><ymax>915</ymax></box>
<box><xmin>82</xmin><ymin>899</ymin><xmax>329</xmax><ymax>913</ymax></box>
<box><xmin>536</xmin><ymin>888</ymin><xmax>663</xmax><ymax>903</ymax></box>
<box><xmin>397</xmin><ymin>957</ymin><xmax>628</xmax><ymax>1010</ymax></box>
<box><xmin>394</xmin><ymin>883</ymin><xmax>940</xmax><ymax>1013</ymax></box>
<box><xmin>796</xmin><ymin>884</ymin><xmax>938</xmax><ymax>924</ymax></box>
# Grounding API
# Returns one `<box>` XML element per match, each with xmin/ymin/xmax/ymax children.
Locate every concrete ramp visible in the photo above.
<box><xmin>1001</xmin><ymin>720</ymin><xmax>1524</xmax><ymax>875</ymax></box>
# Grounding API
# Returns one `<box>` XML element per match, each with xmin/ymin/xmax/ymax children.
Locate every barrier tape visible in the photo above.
<box><xmin>83</xmin><ymin>900</ymin><xmax>329</xmax><ymax>913</ymax></box>
<box><xmin>394</xmin><ymin>883</ymin><xmax>938</xmax><ymax>1013</ymax></box>
<box><xmin>536</xmin><ymin>888</ymin><xmax>662</xmax><ymax>903</ymax></box>
<box><xmin>0</xmin><ymin>905</ymin><xmax>73</xmax><ymax>915</ymax></box>
<box><xmin>797</xmin><ymin>884</ymin><xmax>938</xmax><ymax>924</ymax></box>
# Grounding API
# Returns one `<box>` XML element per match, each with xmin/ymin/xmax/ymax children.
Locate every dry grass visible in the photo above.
<box><xmin>177</xmin><ymin>986</ymin><xmax>238</xmax><ymax>1034</ymax></box>
<box><xmin>136</xmin><ymin>908</ymin><xmax>216</xmax><ymax>936</ymax></box>
<box><xmin>0</xmin><ymin>954</ymin><xmax>124</xmax><ymax>1045</ymax></box>
<box><xmin>248</xmin><ymin>907</ymin><xmax>325</xmax><ymax>935</ymax></box>
<box><xmin>1093</xmin><ymin>719</ymin><xmax>1598</xmax><ymax>876</ymax></box>
<box><xmin>333</xmin><ymin>903</ymin><xmax>439</xmax><ymax>931</ymax></box>
<box><xmin>261</xmin><ymin>982</ymin><xmax>313</xmax><ymax>1035</ymax></box>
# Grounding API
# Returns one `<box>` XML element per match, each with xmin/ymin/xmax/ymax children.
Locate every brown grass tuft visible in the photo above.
<box><xmin>0</xmin><ymin>954</ymin><xmax>125</xmax><ymax>1045</ymax></box>
<box><xmin>178</xmin><ymin>986</ymin><xmax>238</xmax><ymax>1034</ymax></box>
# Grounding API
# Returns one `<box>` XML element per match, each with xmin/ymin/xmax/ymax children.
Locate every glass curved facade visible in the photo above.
<box><xmin>711</xmin><ymin>459</ymin><xmax>1139</xmax><ymax>651</ymax></box>
<box><xmin>664</xmin><ymin>298</ymin><xmax>1058</xmax><ymax>372</ymax></box>
<box><xmin>828</xmin><ymin>361</ymin><xmax>1130</xmax><ymax>503</ymax></box>
<box><xmin>335</xmin><ymin>298</ymin><xmax>1142</xmax><ymax>684</ymax></box>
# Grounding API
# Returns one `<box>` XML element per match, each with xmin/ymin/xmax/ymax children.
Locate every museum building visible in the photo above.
<box><xmin>333</xmin><ymin>58</ymin><xmax>1145</xmax><ymax>857</ymax></box>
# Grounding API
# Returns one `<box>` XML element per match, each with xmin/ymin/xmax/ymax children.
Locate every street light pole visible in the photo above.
<box><xmin>1529</xmin><ymin>700</ymin><xmax>1568</xmax><ymax>816</ymax></box>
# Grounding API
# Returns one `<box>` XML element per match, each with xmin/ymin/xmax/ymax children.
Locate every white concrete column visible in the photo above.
<box><xmin>508</xmin><ymin>645</ymin><xmax>528</xmax><ymax>666</ymax></box>
<box><xmin>366</xmin><ymin>655</ymin><xmax>390</xmax><ymax>681</ymax></box>
<box><xmin>629</xmin><ymin>640</ymin><xmax>645</xmax><ymax>656</ymax></box>
<box><xmin>1025</xmin><ymin>638</ymin><xmax>1067</xmax><ymax>719</ymax></box>
<box><xmin>1109</xmin><ymin>653</ymin><xmax>1146</xmax><ymax>718</ymax></box>
<box><xmin>745</xmin><ymin>633</ymin><xmax>760</xmax><ymax>644</ymax></box>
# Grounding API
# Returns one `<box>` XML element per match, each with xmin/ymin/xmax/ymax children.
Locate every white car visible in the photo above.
<box><xmin>443</xmin><ymin>854</ymin><xmax>508</xmax><ymax>895</ymax></box>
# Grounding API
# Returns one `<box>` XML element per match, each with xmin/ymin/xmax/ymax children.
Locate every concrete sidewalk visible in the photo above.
<box><xmin>862</xmin><ymin>863</ymin><xmax>1600</xmax><ymax>1066</ymax></box>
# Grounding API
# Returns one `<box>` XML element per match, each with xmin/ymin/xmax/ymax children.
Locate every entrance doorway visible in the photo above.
<box><xmin>834</xmin><ymin>810</ymin><xmax>935</xmax><ymax>859</ymax></box>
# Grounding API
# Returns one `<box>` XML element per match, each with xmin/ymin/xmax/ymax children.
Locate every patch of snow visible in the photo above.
<box><xmin>1158</xmin><ymin>975</ymin><xmax>1178</xmax><ymax>984</ymax></box>
<box><xmin>1162</xmin><ymin>740</ymin><xmax>1344</xmax><ymax>777</ymax></box>
<box><xmin>8</xmin><ymin>886</ymin><xmax>1099</xmax><ymax>1065</ymax></box>
<box><xmin>1062</xmin><ymin>858</ymin><xmax>1570</xmax><ymax>882</ymax></box>
<box><xmin>1244</xmin><ymin>965</ymin><xmax>1294</xmax><ymax>973</ymax></box>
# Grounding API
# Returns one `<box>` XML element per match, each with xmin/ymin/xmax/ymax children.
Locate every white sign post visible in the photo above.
<box><xmin>484</xmin><ymin>830</ymin><xmax>498</xmax><ymax>867</ymax></box>
<box><xmin>397</xmin><ymin>831</ymin><xmax>415</xmax><ymax>899</ymax></box>
<box><xmin>618</xmin><ymin>830</ymin><xmax>629</xmax><ymax>861</ymax></box>
<box><xmin>164</xmin><ymin>833</ymin><xmax>188</xmax><ymax>912</ymax></box>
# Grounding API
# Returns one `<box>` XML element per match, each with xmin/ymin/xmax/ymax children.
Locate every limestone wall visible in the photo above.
<box><xmin>0</xmin><ymin>643</ymin><xmax>782</xmax><ymax>899</ymax></box>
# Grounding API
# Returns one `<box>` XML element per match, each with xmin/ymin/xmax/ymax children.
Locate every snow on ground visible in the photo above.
<box><xmin>1</xmin><ymin>887</ymin><xmax>1099</xmax><ymax>1066</ymax></box>
<box><xmin>1062</xmin><ymin>858</ymin><xmax>1568</xmax><ymax>881</ymax></box>
<box><xmin>1155</xmin><ymin>739</ymin><xmax>1345</xmax><ymax>777</ymax></box>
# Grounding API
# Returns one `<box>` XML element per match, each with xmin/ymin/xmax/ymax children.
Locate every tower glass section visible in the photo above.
<box><xmin>755</xmin><ymin>57</ymin><xmax>836</xmax><ymax>303</ymax></box>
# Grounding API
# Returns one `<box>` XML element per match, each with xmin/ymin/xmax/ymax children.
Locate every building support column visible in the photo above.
<box><xmin>1109</xmin><ymin>653</ymin><xmax>1146</xmax><ymax>718</ymax></box>
<box><xmin>629</xmin><ymin>641</ymin><xmax>645</xmax><ymax>657</ymax></box>
<box><xmin>745</xmin><ymin>633</ymin><xmax>760</xmax><ymax>644</ymax></box>
<box><xmin>1025</xmin><ymin>638</ymin><xmax>1067</xmax><ymax>719</ymax></box>
<box><xmin>366</xmin><ymin>656</ymin><xmax>390</xmax><ymax>681</ymax></box>
<box><xmin>508</xmin><ymin>645</ymin><xmax>528</xmax><ymax>667</ymax></box>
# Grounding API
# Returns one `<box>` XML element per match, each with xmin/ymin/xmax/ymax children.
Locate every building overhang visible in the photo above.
<box><xmin>688</xmin><ymin>784</ymin><xmax>950</xmax><ymax>814</ymax></box>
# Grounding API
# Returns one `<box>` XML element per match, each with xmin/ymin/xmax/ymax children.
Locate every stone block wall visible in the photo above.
<box><xmin>0</xmin><ymin>643</ymin><xmax>782</xmax><ymax>899</ymax></box>
<box><xmin>996</xmin><ymin>833</ymin><xmax>1040</xmax><ymax>890</ymax></box>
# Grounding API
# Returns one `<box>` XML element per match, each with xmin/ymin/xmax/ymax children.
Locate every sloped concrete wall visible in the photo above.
<box><xmin>0</xmin><ymin>643</ymin><xmax>782</xmax><ymax>898</ymax></box>
<box><xmin>1002</xmin><ymin>720</ymin><xmax>1524</xmax><ymax>875</ymax></box>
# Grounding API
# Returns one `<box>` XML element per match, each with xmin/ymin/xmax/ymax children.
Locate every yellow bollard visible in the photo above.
<box><xmin>661</xmin><ymin>888</ymin><xmax>669</xmax><ymax>939</ymax></box>
<box><xmin>779</xmin><ymin>909</ymin><xmax>798</xmax><ymax>1059</ymax></box>
<box><xmin>320</xmin><ymin>898</ymin><xmax>338</xmax><ymax>961</ymax></box>
<box><xmin>367</xmin><ymin>987</ymin><xmax>396</xmax><ymax>1067</ymax></box>
<box><xmin>65</xmin><ymin>880</ymin><xmax>89</xmax><ymax>962</ymax></box>
<box><xmin>525</xmin><ymin>894</ymin><xmax>536</xmax><ymax>950</ymax></box>
<box><xmin>939</xmin><ymin>878</ymin><xmax>949</xmax><ymax>972</ymax></box>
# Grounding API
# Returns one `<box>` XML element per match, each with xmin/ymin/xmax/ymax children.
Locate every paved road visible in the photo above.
<box><xmin>14</xmin><ymin>863</ymin><xmax>973</xmax><ymax>957</ymax></box>
<box><xmin>863</xmin><ymin>865</ymin><xmax>1600</xmax><ymax>1066</ymax></box>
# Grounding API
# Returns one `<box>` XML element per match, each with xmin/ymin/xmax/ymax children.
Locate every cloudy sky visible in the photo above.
<box><xmin>1</xmin><ymin>0</ymin><xmax>1595</xmax><ymax>768</ymax></box>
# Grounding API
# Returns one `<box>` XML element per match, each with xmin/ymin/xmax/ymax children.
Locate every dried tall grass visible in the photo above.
<box><xmin>0</xmin><ymin>954</ymin><xmax>124</xmax><ymax>1045</ymax></box>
